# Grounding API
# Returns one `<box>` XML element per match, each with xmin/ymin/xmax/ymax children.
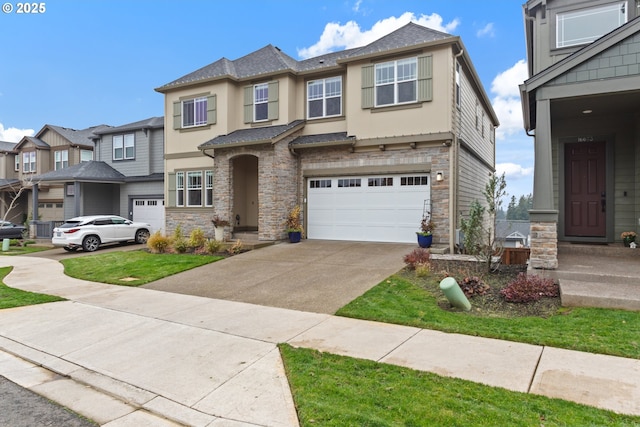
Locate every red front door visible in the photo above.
<box><xmin>564</xmin><ymin>141</ymin><xmax>606</xmax><ymax>237</ymax></box>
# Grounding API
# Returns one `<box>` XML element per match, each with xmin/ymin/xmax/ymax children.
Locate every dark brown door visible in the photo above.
<box><xmin>565</xmin><ymin>141</ymin><xmax>606</xmax><ymax>237</ymax></box>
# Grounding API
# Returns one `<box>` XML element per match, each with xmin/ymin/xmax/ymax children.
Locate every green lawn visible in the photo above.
<box><xmin>281</xmin><ymin>345</ymin><xmax>640</xmax><ymax>427</ymax></box>
<box><xmin>60</xmin><ymin>250</ymin><xmax>223</xmax><ymax>286</ymax></box>
<box><xmin>337</xmin><ymin>272</ymin><xmax>640</xmax><ymax>359</ymax></box>
<box><xmin>0</xmin><ymin>244</ymin><xmax>53</xmax><ymax>256</ymax></box>
<box><xmin>0</xmin><ymin>267</ymin><xmax>64</xmax><ymax>309</ymax></box>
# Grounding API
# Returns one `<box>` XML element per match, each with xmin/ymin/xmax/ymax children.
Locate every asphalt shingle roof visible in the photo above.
<box><xmin>92</xmin><ymin>117</ymin><xmax>164</xmax><ymax>135</ymax></box>
<box><xmin>199</xmin><ymin>120</ymin><xmax>305</xmax><ymax>149</ymax></box>
<box><xmin>46</xmin><ymin>125</ymin><xmax>110</xmax><ymax>147</ymax></box>
<box><xmin>289</xmin><ymin>132</ymin><xmax>355</xmax><ymax>146</ymax></box>
<box><xmin>157</xmin><ymin>23</ymin><xmax>454</xmax><ymax>90</ymax></box>
<box><xmin>35</xmin><ymin>161</ymin><xmax>125</xmax><ymax>183</ymax></box>
<box><xmin>0</xmin><ymin>141</ymin><xmax>17</xmax><ymax>152</ymax></box>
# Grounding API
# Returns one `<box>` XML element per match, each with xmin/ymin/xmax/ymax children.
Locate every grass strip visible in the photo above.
<box><xmin>280</xmin><ymin>344</ymin><xmax>640</xmax><ymax>427</ymax></box>
<box><xmin>0</xmin><ymin>267</ymin><xmax>64</xmax><ymax>309</ymax></box>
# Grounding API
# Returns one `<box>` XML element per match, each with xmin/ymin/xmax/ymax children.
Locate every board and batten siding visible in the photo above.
<box><xmin>149</xmin><ymin>128</ymin><xmax>165</xmax><ymax>175</ymax></box>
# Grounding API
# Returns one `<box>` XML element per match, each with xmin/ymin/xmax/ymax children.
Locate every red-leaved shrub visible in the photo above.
<box><xmin>500</xmin><ymin>273</ymin><xmax>559</xmax><ymax>303</ymax></box>
<box><xmin>459</xmin><ymin>276</ymin><xmax>490</xmax><ymax>298</ymax></box>
<box><xmin>403</xmin><ymin>248</ymin><xmax>431</xmax><ymax>270</ymax></box>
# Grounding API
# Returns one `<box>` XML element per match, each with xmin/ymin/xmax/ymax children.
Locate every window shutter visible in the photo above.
<box><xmin>172</xmin><ymin>101</ymin><xmax>181</xmax><ymax>129</ymax></box>
<box><xmin>207</xmin><ymin>95</ymin><xmax>217</xmax><ymax>125</ymax></box>
<box><xmin>361</xmin><ymin>65</ymin><xmax>374</xmax><ymax>109</ymax></box>
<box><xmin>418</xmin><ymin>55</ymin><xmax>433</xmax><ymax>102</ymax></box>
<box><xmin>243</xmin><ymin>86</ymin><xmax>253</xmax><ymax>123</ymax></box>
<box><xmin>267</xmin><ymin>81</ymin><xmax>279</xmax><ymax>121</ymax></box>
<box><xmin>167</xmin><ymin>172</ymin><xmax>176</xmax><ymax>207</ymax></box>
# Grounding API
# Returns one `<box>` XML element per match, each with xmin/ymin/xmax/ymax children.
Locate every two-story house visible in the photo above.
<box><xmin>520</xmin><ymin>1</ymin><xmax>640</xmax><ymax>268</ymax></box>
<box><xmin>0</xmin><ymin>140</ymin><xmax>24</xmax><ymax>223</ymax></box>
<box><xmin>156</xmin><ymin>23</ymin><xmax>499</xmax><ymax>251</ymax></box>
<box><xmin>33</xmin><ymin>117</ymin><xmax>165</xmax><ymax>233</ymax></box>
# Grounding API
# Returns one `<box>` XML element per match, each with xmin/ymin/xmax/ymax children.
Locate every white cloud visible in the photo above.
<box><xmin>352</xmin><ymin>0</ymin><xmax>362</xmax><ymax>13</ymax></box>
<box><xmin>476</xmin><ymin>23</ymin><xmax>495</xmax><ymax>38</ymax></box>
<box><xmin>490</xmin><ymin>59</ymin><xmax>529</xmax><ymax>140</ymax></box>
<box><xmin>0</xmin><ymin>123</ymin><xmax>34</xmax><ymax>142</ymax></box>
<box><xmin>496</xmin><ymin>162</ymin><xmax>533</xmax><ymax>180</ymax></box>
<box><xmin>297</xmin><ymin>12</ymin><xmax>460</xmax><ymax>59</ymax></box>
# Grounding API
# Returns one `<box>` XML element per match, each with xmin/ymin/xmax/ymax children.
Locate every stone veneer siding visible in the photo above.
<box><xmin>165</xmin><ymin>209</ymin><xmax>216</xmax><ymax>239</ymax></box>
<box><xmin>529</xmin><ymin>221</ymin><xmax>558</xmax><ymax>269</ymax></box>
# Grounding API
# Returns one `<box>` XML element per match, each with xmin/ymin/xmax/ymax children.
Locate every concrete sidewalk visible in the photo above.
<box><xmin>0</xmin><ymin>255</ymin><xmax>639</xmax><ymax>426</ymax></box>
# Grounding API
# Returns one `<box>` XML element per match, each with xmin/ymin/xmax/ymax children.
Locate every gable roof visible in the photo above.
<box><xmin>496</xmin><ymin>220</ymin><xmax>531</xmax><ymax>240</ymax></box>
<box><xmin>156</xmin><ymin>22</ymin><xmax>456</xmax><ymax>92</ymax></box>
<box><xmin>35</xmin><ymin>161</ymin><xmax>125</xmax><ymax>183</ymax></box>
<box><xmin>92</xmin><ymin>116</ymin><xmax>164</xmax><ymax>135</ymax></box>
<box><xmin>0</xmin><ymin>141</ymin><xmax>17</xmax><ymax>152</ymax></box>
<box><xmin>520</xmin><ymin>16</ymin><xmax>640</xmax><ymax>130</ymax></box>
<box><xmin>199</xmin><ymin>120</ymin><xmax>305</xmax><ymax>150</ymax></box>
<box><xmin>15</xmin><ymin>124</ymin><xmax>109</xmax><ymax>151</ymax></box>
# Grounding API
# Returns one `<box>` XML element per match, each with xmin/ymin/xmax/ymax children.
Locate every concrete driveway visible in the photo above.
<box><xmin>143</xmin><ymin>240</ymin><xmax>414</xmax><ymax>314</ymax></box>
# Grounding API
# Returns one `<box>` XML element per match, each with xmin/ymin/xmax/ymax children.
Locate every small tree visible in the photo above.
<box><xmin>459</xmin><ymin>173</ymin><xmax>507</xmax><ymax>272</ymax></box>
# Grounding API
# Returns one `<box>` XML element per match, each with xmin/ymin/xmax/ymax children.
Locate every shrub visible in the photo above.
<box><xmin>147</xmin><ymin>231</ymin><xmax>171</xmax><ymax>253</ymax></box>
<box><xmin>500</xmin><ymin>273</ymin><xmax>559</xmax><ymax>303</ymax></box>
<box><xmin>188</xmin><ymin>228</ymin><xmax>207</xmax><ymax>248</ymax></box>
<box><xmin>403</xmin><ymin>248</ymin><xmax>431</xmax><ymax>270</ymax></box>
<box><xmin>203</xmin><ymin>238</ymin><xmax>223</xmax><ymax>254</ymax></box>
<box><xmin>173</xmin><ymin>238</ymin><xmax>188</xmax><ymax>253</ymax></box>
<box><xmin>227</xmin><ymin>239</ymin><xmax>243</xmax><ymax>255</ymax></box>
<box><xmin>415</xmin><ymin>263</ymin><xmax>431</xmax><ymax>277</ymax></box>
<box><xmin>458</xmin><ymin>276</ymin><xmax>490</xmax><ymax>298</ymax></box>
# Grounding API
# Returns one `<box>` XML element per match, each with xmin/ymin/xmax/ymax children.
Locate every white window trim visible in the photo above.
<box><xmin>307</xmin><ymin>76</ymin><xmax>342</xmax><ymax>119</ymax></box>
<box><xmin>22</xmin><ymin>151</ymin><xmax>36</xmax><ymax>173</ymax></box>
<box><xmin>14</xmin><ymin>155</ymin><xmax>19</xmax><ymax>171</ymax></box>
<box><xmin>182</xmin><ymin>97</ymin><xmax>208</xmax><ymax>128</ymax></box>
<box><xmin>80</xmin><ymin>149</ymin><xmax>93</xmax><ymax>163</ymax></box>
<box><xmin>374</xmin><ymin>58</ymin><xmax>417</xmax><ymax>107</ymax></box>
<box><xmin>54</xmin><ymin>150</ymin><xmax>68</xmax><ymax>171</ymax></box>
<box><xmin>113</xmin><ymin>134</ymin><xmax>135</xmax><ymax>161</ymax></box>
<box><xmin>186</xmin><ymin>171</ymin><xmax>203</xmax><ymax>207</ymax></box>
<box><xmin>205</xmin><ymin>170</ymin><xmax>213</xmax><ymax>207</ymax></box>
<box><xmin>176</xmin><ymin>172</ymin><xmax>184</xmax><ymax>207</ymax></box>
<box><xmin>254</xmin><ymin>83</ymin><xmax>269</xmax><ymax>122</ymax></box>
<box><xmin>556</xmin><ymin>2</ymin><xmax>627</xmax><ymax>48</ymax></box>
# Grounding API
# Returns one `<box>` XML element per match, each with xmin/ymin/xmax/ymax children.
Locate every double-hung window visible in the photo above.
<box><xmin>80</xmin><ymin>149</ymin><xmax>93</xmax><ymax>162</ymax></box>
<box><xmin>14</xmin><ymin>155</ymin><xmax>19</xmax><ymax>171</ymax></box>
<box><xmin>187</xmin><ymin>171</ymin><xmax>202</xmax><ymax>206</ymax></box>
<box><xmin>375</xmin><ymin>58</ymin><xmax>417</xmax><ymax>106</ymax></box>
<box><xmin>205</xmin><ymin>170</ymin><xmax>213</xmax><ymax>207</ymax></box>
<box><xmin>54</xmin><ymin>150</ymin><xmax>68</xmax><ymax>170</ymax></box>
<box><xmin>176</xmin><ymin>172</ymin><xmax>184</xmax><ymax>207</ymax></box>
<box><xmin>254</xmin><ymin>83</ymin><xmax>269</xmax><ymax>121</ymax></box>
<box><xmin>182</xmin><ymin>97</ymin><xmax>208</xmax><ymax>127</ymax></box>
<box><xmin>113</xmin><ymin>134</ymin><xmax>134</xmax><ymax>160</ymax></box>
<box><xmin>22</xmin><ymin>152</ymin><xmax>36</xmax><ymax>173</ymax></box>
<box><xmin>556</xmin><ymin>2</ymin><xmax>627</xmax><ymax>48</ymax></box>
<box><xmin>307</xmin><ymin>77</ymin><xmax>342</xmax><ymax>119</ymax></box>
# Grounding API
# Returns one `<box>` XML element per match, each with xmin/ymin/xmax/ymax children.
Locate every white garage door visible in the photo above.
<box><xmin>307</xmin><ymin>174</ymin><xmax>430</xmax><ymax>243</ymax></box>
<box><xmin>133</xmin><ymin>199</ymin><xmax>165</xmax><ymax>233</ymax></box>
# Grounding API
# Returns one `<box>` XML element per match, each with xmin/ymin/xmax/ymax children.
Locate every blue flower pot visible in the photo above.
<box><xmin>417</xmin><ymin>233</ymin><xmax>432</xmax><ymax>248</ymax></box>
<box><xmin>288</xmin><ymin>231</ymin><xmax>302</xmax><ymax>243</ymax></box>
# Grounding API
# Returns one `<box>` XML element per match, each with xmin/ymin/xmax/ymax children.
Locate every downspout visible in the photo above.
<box><xmin>451</xmin><ymin>48</ymin><xmax>464</xmax><ymax>253</ymax></box>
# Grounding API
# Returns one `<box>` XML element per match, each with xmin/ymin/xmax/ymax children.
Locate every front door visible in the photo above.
<box><xmin>564</xmin><ymin>141</ymin><xmax>606</xmax><ymax>237</ymax></box>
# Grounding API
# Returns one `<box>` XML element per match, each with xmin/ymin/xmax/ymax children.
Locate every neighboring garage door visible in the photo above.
<box><xmin>133</xmin><ymin>199</ymin><xmax>165</xmax><ymax>233</ymax></box>
<box><xmin>307</xmin><ymin>174</ymin><xmax>430</xmax><ymax>243</ymax></box>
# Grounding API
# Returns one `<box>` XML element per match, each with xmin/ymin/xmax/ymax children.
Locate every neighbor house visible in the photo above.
<box><xmin>520</xmin><ymin>0</ymin><xmax>640</xmax><ymax>268</ymax></box>
<box><xmin>31</xmin><ymin>117</ymin><xmax>165</xmax><ymax>235</ymax></box>
<box><xmin>0</xmin><ymin>140</ymin><xmax>24</xmax><ymax>224</ymax></box>
<box><xmin>156</xmin><ymin>23</ymin><xmax>499</xmax><ymax>251</ymax></box>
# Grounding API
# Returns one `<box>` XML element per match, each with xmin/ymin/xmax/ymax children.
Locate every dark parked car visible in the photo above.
<box><xmin>0</xmin><ymin>221</ymin><xmax>26</xmax><ymax>239</ymax></box>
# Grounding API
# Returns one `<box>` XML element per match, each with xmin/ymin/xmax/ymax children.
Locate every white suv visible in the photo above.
<box><xmin>52</xmin><ymin>215</ymin><xmax>152</xmax><ymax>252</ymax></box>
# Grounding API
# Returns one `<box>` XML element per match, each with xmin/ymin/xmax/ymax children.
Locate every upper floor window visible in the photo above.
<box><xmin>80</xmin><ymin>149</ymin><xmax>93</xmax><ymax>163</ymax></box>
<box><xmin>455</xmin><ymin>62</ymin><xmax>461</xmax><ymax>109</ymax></box>
<box><xmin>54</xmin><ymin>150</ymin><xmax>68</xmax><ymax>171</ymax></box>
<box><xmin>14</xmin><ymin>155</ymin><xmax>19</xmax><ymax>171</ymax></box>
<box><xmin>307</xmin><ymin>77</ymin><xmax>342</xmax><ymax>119</ymax></box>
<box><xmin>113</xmin><ymin>134</ymin><xmax>134</xmax><ymax>161</ymax></box>
<box><xmin>556</xmin><ymin>2</ymin><xmax>627</xmax><ymax>48</ymax></box>
<box><xmin>22</xmin><ymin>151</ymin><xmax>36</xmax><ymax>173</ymax></box>
<box><xmin>254</xmin><ymin>83</ymin><xmax>269</xmax><ymax>121</ymax></box>
<box><xmin>182</xmin><ymin>97</ymin><xmax>208</xmax><ymax>127</ymax></box>
<box><xmin>375</xmin><ymin>58</ymin><xmax>417</xmax><ymax>106</ymax></box>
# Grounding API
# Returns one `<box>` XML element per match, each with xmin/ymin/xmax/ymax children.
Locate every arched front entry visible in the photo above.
<box><xmin>232</xmin><ymin>155</ymin><xmax>258</xmax><ymax>231</ymax></box>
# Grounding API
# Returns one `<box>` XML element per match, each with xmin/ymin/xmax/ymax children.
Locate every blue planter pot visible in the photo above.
<box><xmin>417</xmin><ymin>233</ymin><xmax>432</xmax><ymax>248</ymax></box>
<box><xmin>288</xmin><ymin>231</ymin><xmax>302</xmax><ymax>243</ymax></box>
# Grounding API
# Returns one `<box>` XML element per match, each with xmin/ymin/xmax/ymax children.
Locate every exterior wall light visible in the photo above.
<box><xmin>436</xmin><ymin>171</ymin><xmax>444</xmax><ymax>182</ymax></box>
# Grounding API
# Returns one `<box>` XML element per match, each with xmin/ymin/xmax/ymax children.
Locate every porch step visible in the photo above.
<box><xmin>230</xmin><ymin>232</ymin><xmax>276</xmax><ymax>250</ymax></box>
<box><xmin>558</xmin><ymin>242</ymin><xmax>636</xmax><ymax>258</ymax></box>
<box><xmin>560</xmin><ymin>279</ymin><xmax>640</xmax><ymax>311</ymax></box>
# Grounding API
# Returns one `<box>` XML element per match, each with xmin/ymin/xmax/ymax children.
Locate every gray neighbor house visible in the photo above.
<box><xmin>32</xmin><ymin>117</ymin><xmax>165</xmax><ymax>234</ymax></box>
<box><xmin>520</xmin><ymin>0</ymin><xmax>640</xmax><ymax>269</ymax></box>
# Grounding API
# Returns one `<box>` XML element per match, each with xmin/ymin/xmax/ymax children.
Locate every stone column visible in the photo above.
<box><xmin>529</xmin><ymin>97</ymin><xmax>558</xmax><ymax>269</ymax></box>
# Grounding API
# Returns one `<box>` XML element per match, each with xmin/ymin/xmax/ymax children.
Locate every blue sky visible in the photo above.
<box><xmin>0</xmin><ymin>0</ymin><xmax>532</xmax><ymax>199</ymax></box>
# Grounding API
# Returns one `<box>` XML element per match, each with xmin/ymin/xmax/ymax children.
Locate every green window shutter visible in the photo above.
<box><xmin>207</xmin><ymin>95</ymin><xmax>217</xmax><ymax>125</ymax></box>
<box><xmin>172</xmin><ymin>101</ymin><xmax>181</xmax><ymax>129</ymax></box>
<box><xmin>267</xmin><ymin>81</ymin><xmax>279</xmax><ymax>121</ymax></box>
<box><xmin>361</xmin><ymin>65</ymin><xmax>374</xmax><ymax>109</ymax></box>
<box><xmin>243</xmin><ymin>86</ymin><xmax>253</xmax><ymax>123</ymax></box>
<box><xmin>167</xmin><ymin>172</ymin><xmax>176</xmax><ymax>207</ymax></box>
<box><xmin>418</xmin><ymin>55</ymin><xmax>433</xmax><ymax>102</ymax></box>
